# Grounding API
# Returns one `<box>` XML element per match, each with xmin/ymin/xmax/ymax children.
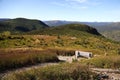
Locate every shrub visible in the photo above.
<box><xmin>56</xmin><ymin>49</ymin><xmax>75</xmax><ymax>56</ymax></box>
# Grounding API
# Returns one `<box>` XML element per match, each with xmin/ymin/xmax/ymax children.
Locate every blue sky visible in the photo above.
<box><xmin>0</xmin><ymin>0</ymin><xmax>120</xmax><ymax>22</ymax></box>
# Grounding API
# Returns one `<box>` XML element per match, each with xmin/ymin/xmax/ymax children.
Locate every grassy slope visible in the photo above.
<box><xmin>27</xmin><ymin>24</ymin><xmax>120</xmax><ymax>55</ymax></box>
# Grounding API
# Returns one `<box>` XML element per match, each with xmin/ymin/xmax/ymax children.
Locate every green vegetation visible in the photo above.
<box><xmin>0</xmin><ymin>34</ymin><xmax>119</xmax><ymax>55</ymax></box>
<box><xmin>81</xmin><ymin>55</ymin><xmax>120</xmax><ymax>69</ymax></box>
<box><xmin>0</xmin><ymin>49</ymin><xmax>59</xmax><ymax>72</ymax></box>
<box><xmin>1</xmin><ymin>63</ymin><xmax>97</xmax><ymax>80</ymax></box>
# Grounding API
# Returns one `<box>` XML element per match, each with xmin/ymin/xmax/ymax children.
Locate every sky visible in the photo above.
<box><xmin>0</xmin><ymin>0</ymin><xmax>120</xmax><ymax>22</ymax></box>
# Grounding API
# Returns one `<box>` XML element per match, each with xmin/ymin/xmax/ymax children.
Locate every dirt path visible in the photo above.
<box><xmin>0</xmin><ymin>55</ymin><xmax>76</xmax><ymax>78</ymax></box>
<box><xmin>0</xmin><ymin>62</ymin><xmax>58</xmax><ymax>78</ymax></box>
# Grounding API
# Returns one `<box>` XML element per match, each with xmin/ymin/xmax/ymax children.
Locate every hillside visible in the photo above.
<box><xmin>44</xmin><ymin>20</ymin><xmax>120</xmax><ymax>41</ymax></box>
<box><xmin>0</xmin><ymin>18</ymin><xmax>49</xmax><ymax>33</ymax></box>
<box><xmin>29</xmin><ymin>23</ymin><xmax>101</xmax><ymax>36</ymax></box>
<box><xmin>102</xmin><ymin>30</ymin><xmax>120</xmax><ymax>41</ymax></box>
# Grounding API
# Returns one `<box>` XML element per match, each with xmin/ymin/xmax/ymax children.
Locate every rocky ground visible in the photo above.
<box><xmin>91</xmin><ymin>68</ymin><xmax>120</xmax><ymax>80</ymax></box>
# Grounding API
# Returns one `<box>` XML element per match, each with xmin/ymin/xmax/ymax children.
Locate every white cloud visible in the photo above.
<box><xmin>66</xmin><ymin>0</ymin><xmax>88</xmax><ymax>3</ymax></box>
<box><xmin>71</xmin><ymin>6</ymin><xmax>88</xmax><ymax>9</ymax></box>
<box><xmin>66</xmin><ymin>0</ymin><xmax>101</xmax><ymax>5</ymax></box>
<box><xmin>52</xmin><ymin>1</ymin><xmax>88</xmax><ymax>10</ymax></box>
<box><xmin>80</xmin><ymin>6</ymin><xmax>88</xmax><ymax>9</ymax></box>
<box><xmin>52</xmin><ymin>2</ymin><xmax>66</xmax><ymax>7</ymax></box>
<box><xmin>51</xmin><ymin>0</ymin><xmax>101</xmax><ymax>10</ymax></box>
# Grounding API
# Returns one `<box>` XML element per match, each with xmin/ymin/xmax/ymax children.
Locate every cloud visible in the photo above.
<box><xmin>52</xmin><ymin>1</ymin><xmax>88</xmax><ymax>10</ymax></box>
<box><xmin>79</xmin><ymin>6</ymin><xmax>88</xmax><ymax>9</ymax></box>
<box><xmin>51</xmin><ymin>0</ymin><xmax>101</xmax><ymax>10</ymax></box>
<box><xmin>52</xmin><ymin>2</ymin><xmax>66</xmax><ymax>7</ymax></box>
<box><xmin>66</xmin><ymin>0</ymin><xmax>101</xmax><ymax>5</ymax></box>
<box><xmin>66</xmin><ymin>0</ymin><xmax>88</xmax><ymax>3</ymax></box>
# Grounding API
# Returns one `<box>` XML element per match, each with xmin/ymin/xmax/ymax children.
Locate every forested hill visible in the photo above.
<box><xmin>0</xmin><ymin>18</ymin><xmax>49</xmax><ymax>33</ymax></box>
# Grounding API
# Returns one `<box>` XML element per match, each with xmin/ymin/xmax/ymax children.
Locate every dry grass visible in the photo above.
<box><xmin>0</xmin><ymin>49</ymin><xmax>59</xmax><ymax>72</ymax></box>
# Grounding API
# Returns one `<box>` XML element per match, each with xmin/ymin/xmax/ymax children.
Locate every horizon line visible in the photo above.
<box><xmin>0</xmin><ymin>17</ymin><xmax>120</xmax><ymax>22</ymax></box>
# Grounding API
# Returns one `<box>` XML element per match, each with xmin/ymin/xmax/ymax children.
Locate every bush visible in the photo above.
<box><xmin>0</xmin><ymin>31</ymin><xmax>11</xmax><ymax>40</ymax></box>
<box><xmin>56</xmin><ymin>49</ymin><xmax>75</xmax><ymax>56</ymax></box>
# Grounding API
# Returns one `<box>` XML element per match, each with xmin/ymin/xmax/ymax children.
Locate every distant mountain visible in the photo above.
<box><xmin>0</xmin><ymin>18</ymin><xmax>10</xmax><ymax>21</ymax></box>
<box><xmin>100</xmin><ymin>22</ymin><xmax>120</xmax><ymax>31</ymax></box>
<box><xmin>0</xmin><ymin>18</ymin><xmax>49</xmax><ymax>33</ymax></box>
<box><xmin>44</xmin><ymin>20</ymin><xmax>71</xmax><ymax>26</ymax></box>
<box><xmin>94</xmin><ymin>22</ymin><xmax>120</xmax><ymax>41</ymax></box>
